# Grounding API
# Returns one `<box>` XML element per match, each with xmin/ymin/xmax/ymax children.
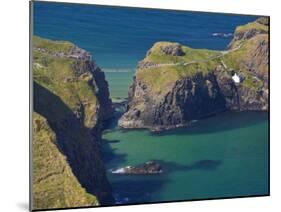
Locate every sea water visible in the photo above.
<box><xmin>102</xmin><ymin>111</ymin><xmax>268</xmax><ymax>203</ymax></box>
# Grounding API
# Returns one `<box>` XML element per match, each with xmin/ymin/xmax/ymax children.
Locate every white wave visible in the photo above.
<box><xmin>111</xmin><ymin>167</ymin><xmax>126</xmax><ymax>174</ymax></box>
<box><xmin>212</xmin><ymin>32</ymin><xmax>233</xmax><ymax>38</ymax></box>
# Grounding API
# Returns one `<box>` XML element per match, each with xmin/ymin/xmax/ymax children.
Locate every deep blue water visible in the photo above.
<box><xmin>33</xmin><ymin>1</ymin><xmax>258</xmax><ymax>70</ymax></box>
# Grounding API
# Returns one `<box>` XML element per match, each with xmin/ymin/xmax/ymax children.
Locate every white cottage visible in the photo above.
<box><xmin>232</xmin><ymin>73</ymin><xmax>240</xmax><ymax>83</ymax></box>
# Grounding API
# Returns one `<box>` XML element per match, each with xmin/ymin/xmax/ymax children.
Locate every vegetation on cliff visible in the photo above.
<box><xmin>137</xmin><ymin>42</ymin><xmax>221</xmax><ymax>93</ymax></box>
<box><xmin>32</xmin><ymin>113</ymin><xmax>98</xmax><ymax>209</ymax></box>
<box><xmin>32</xmin><ymin>36</ymin><xmax>113</xmax><ymax>210</ymax></box>
<box><xmin>236</xmin><ymin>19</ymin><xmax>268</xmax><ymax>34</ymax></box>
<box><xmin>33</xmin><ymin>36</ymin><xmax>100</xmax><ymax>128</ymax></box>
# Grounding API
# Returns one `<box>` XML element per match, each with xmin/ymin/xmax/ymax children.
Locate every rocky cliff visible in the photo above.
<box><xmin>32</xmin><ymin>36</ymin><xmax>114</xmax><ymax>210</ymax></box>
<box><xmin>119</xmin><ymin>17</ymin><xmax>269</xmax><ymax>131</ymax></box>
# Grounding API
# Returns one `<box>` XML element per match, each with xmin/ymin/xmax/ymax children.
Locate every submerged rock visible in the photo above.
<box><xmin>111</xmin><ymin>161</ymin><xmax>163</xmax><ymax>175</ymax></box>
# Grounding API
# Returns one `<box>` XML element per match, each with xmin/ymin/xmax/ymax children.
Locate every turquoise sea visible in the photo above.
<box><xmin>34</xmin><ymin>2</ymin><xmax>269</xmax><ymax>204</ymax></box>
<box><xmin>102</xmin><ymin>111</ymin><xmax>268</xmax><ymax>204</ymax></box>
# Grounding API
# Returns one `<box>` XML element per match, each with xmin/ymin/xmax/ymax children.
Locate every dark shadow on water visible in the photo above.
<box><xmin>104</xmin><ymin>107</ymin><xmax>125</xmax><ymax>130</ymax></box>
<box><xmin>189</xmin><ymin>160</ymin><xmax>222</xmax><ymax>170</ymax></box>
<box><xmin>152</xmin><ymin>111</ymin><xmax>268</xmax><ymax>136</ymax></box>
<box><xmin>101</xmin><ymin>138</ymin><xmax>127</xmax><ymax>164</ymax></box>
<box><xmin>156</xmin><ymin>159</ymin><xmax>222</xmax><ymax>172</ymax></box>
<box><xmin>111</xmin><ymin>178</ymin><xmax>169</xmax><ymax>204</ymax></box>
<box><xmin>106</xmin><ymin>139</ymin><xmax>121</xmax><ymax>144</ymax></box>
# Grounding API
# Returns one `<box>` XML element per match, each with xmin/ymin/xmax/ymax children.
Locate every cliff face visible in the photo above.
<box><xmin>32</xmin><ymin>36</ymin><xmax>113</xmax><ymax>210</ymax></box>
<box><xmin>32</xmin><ymin>113</ymin><xmax>99</xmax><ymax>209</ymax></box>
<box><xmin>217</xmin><ymin>17</ymin><xmax>269</xmax><ymax>111</ymax></box>
<box><xmin>119</xmin><ymin>18</ymin><xmax>269</xmax><ymax>131</ymax></box>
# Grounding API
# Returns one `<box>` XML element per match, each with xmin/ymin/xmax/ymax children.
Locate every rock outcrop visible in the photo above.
<box><xmin>158</xmin><ymin>42</ymin><xmax>185</xmax><ymax>56</ymax></box>
<box><xmin>227</xmin><ymin>17</ymin><xmax>269</xmax><ymax>49</ymax></box>
<box><xmin>111</xmin><ymin>161</ymin><xmax>163</xmax><ymax>175</ymax></box>
<box><xmin>119</xmin><ymin>18</ymin><xmax>269</xmax><ymax>131</ymax></box>
<box><xmin>32</xmin><ymin>36</ymin><xmax>113</xmax><ymax>210</ymax></box>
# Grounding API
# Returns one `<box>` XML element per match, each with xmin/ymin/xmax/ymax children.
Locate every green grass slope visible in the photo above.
<box><xmin>33</xmin><ymin>36</ymin><xmax>99</xmax><ymax>128</ymax></box>
<box><xmin>32</xmin><ymin>113</ymin><xmax>98</xmax><ymax>210</ymax></box>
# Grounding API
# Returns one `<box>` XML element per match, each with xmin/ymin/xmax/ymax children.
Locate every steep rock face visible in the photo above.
<box><xmin>32</xmin><ymin>36</ymin><xmax>113</xmax><ymax>210</ymax></box>
<box><xmin>119</xmin><ymin>18</ymin><xmax>269</xmax><ymax>130</ymax></box>
<box><xmin>120</xmin><ymin>72</ymin><xmax>226</xmax><ymax>130</ymax></box>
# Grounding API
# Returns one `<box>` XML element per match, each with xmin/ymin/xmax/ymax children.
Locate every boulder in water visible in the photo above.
<box><xmin>111</xmin><ymin>161</ymin><xmax>163</xmax><ymax>175</ymax></box>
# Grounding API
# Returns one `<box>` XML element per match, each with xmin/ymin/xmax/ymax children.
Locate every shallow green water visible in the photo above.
<box><xmin>104</xmin><ymin>72</ymin><xmax>134</xmax><ymax>99</ymax></box>
<box><xmin>102</xmin><ymin>111</ymin><xmax>268</xmax><ymax>204</ymax></box>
